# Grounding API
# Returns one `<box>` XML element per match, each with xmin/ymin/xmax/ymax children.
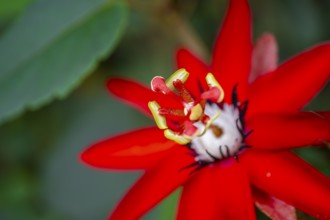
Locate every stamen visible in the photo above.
<box><xmin>205</xmin><ymin>73</ymin><xmax>224</xmax><ymax>103</ymax></box>
<box><xmin>147</xmin><ymin>67</ymin><xmax>253</xmax><ymax>165</ymax></box>
<box><xmin>165</xmin><ymin>68</ymin><xmax>189</xmax><ymax>90</ymax></box>
<box><xmin>151</xmin><ymin>76</ymin><xmax>172</xmax><ymax>94</ymax></box>
<box><xmin>173</xmin><ymin>79</ymin><xmax>195</xmax><ymax>103</ymax></box>
<box><xmin>189</xmin><ymin>104</ymin><xmax>203</xmax><ymax>121</ymax></box>
<box><xmin>148</xmin><ymin>69</ymin><xmax>244</xmax><ymax>159</ymax></box>
<box><xmin>201</xmin><ymin>87</ymin><xmax>221</xmax><ymax>103</ymax></box>
<box><xmin>182</xmin><ymin>121</ymin><xmax>199</xmax><ymax>137</ymax></box>
<box><xmin>158</xmin><ymin>108</ymin><xmax>185</xmax><ymax>117</ymax></box>
<box><xmin>164</xmin><ymin>129</ymin><xmax>190</xmax><ymax>145</ymax></box>
<box><xmin>148</xmin><ymin>101</ymin><xmax>168</xmax><ymax>129</ymax></box>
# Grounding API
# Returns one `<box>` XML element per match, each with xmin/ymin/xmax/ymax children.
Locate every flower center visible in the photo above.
<box><xmin>190</xmin><ymin>103</ymin><xmax>243</xmax><ymax>162</ymax></box>
<box><xmin>148</xmin><ymin>69</ymin><xmax>250</xmax><ymax>163</ymax></box>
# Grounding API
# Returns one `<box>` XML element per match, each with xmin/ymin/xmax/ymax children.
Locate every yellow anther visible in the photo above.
<box><xmin>148</xmin><ymin>101</ymin><xmax>168</xmax><ymax>129</ymax></box>
<box><xmin>164</xmin><ymin>129</ymin><xmax>191</xmax><ymax>145</ymax></box>
<box><xmin>197</xmin><ymin>110</ymin><xmax>221</xmax><ymax>137</ymax></box>
<box><xmin>205</xmin><ymin>73</ymin><xmax>225</xmax><ymax>103</ymax></box>
<box><xmin>165</xmin><ymin>68</ymin><xmax>189</xmax><ymax>90</ymax></box>
<box><xmin>189</xmin><ymin>104</ymin><xmax>203</xmax><ymax>121</ymax></box>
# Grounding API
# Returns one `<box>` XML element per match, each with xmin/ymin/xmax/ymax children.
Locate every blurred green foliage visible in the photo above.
<box><xmin>0</xmin><ymin>0</ymin><xmax>329</xmax><ymax>219</ymax></box>
<box><xmin>0</xmin><ymin>0</ymin><xmax>127</xmax><ymax>124</ymax></box>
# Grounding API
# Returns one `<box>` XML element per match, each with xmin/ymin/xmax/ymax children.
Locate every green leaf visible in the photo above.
<box><xmin>0</xmin><ymin>0</ymin><xmax>128</xmax><ymax>124</ymax></box>
<box><xmin>158</xmin><ymin>189</ymin><xmax>181</xmax><ymax>220</ymax></box>
<box><xmin>0</xmin><ymin>0</ymin><xmax>34</xmax><ymax>22</ymax></box>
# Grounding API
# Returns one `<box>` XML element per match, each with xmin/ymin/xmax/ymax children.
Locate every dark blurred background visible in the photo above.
<box><xmin>0</xmin><ymin>0</ymin><xmax>329</xmax><ymax>219</ymax></box>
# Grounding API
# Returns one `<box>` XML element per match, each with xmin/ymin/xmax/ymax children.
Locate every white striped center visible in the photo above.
<box><xmin>190</xmin><ymin>103</ymin><xmax>243</xmax><ymax>162</ymax></box>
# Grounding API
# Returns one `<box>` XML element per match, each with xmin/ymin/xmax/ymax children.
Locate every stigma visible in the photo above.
<box><xmin>148</xmin><ymin>69</ymin><xmax>250</xmax><ymax>163</ymax></box>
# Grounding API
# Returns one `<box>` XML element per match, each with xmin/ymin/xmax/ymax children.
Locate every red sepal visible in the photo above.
<box><xmin>248</xmin><ymin>43</ymin><xmax>330</xmax><ymax>115</ymax></box>
<box><xmin>241</xmin><ymin>150</ymin><xmax>330</xmax><ymax>219</ymax></box>
<box><xmin>80</xmin><ymin>127</ymin><xmax>176</xmax><ymax>170</ymax></box>
<box><xmin>177</xmin><ymin>162</ymin><xmax>256</xmax><ymax>220</ymax></box>
<box><xmin>109</xmin><ymin>147</ymin><xmax>195</xmax><ymax>220</ymax></box>
<box><xmin>211</xmin><ymin>0</ymin><xmax>252</xmax><ymax>102</ymax></box>
<box><xmin>107</xmin><ymin>78</ymin><xmax>182</xmax><ymax>117</ymax></box>
<box><xmin>177</xmin><ymin>168</ymin><xmax>219</xmax><ymax>220</ymax></box>
<box><xmin>245</xmin><ymin>112</ymin><xmax>330</xmax><ymax>149</ymax></box>
<box><xmin>213</xmin><ymin>161</ymin><xmax>256</xmax><ymax>220</ymax></box>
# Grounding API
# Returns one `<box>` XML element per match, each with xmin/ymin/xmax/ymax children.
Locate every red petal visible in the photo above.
<box><xmin>241</xmin><ymin>150</ymin><xmax>330</xmax><ymax>219</ymax></box>
<box><xmin>253</xmin><ymin>187</ymin><xmax>297</xmax><ymax>220</ymax></box>
<box><xmin>177</xmin><ymin>162</ymin><xmax>256</xmax><ymax>220</ymax></box>
<box><xmin>248</xmin><ymin>43</ymin><xmax>330</xmax><ymax>115</ymax></box>
<box><xmin>177</xmin><ymin>168</ymin><xmax>219</xmax><ymax>220</ymax></box>
<box><xmin>213</xmin><ymin>161</ymin><xmax>256</xmax><ymax>220</ymax></box>
<box><xmin>245</xmin><ymin>112</ymin><xmax>330</xmax><ymax>150</ymax></box>
<box><xmin>107</xmin><ymin>78</ymin><xmax>153</xmax><ymax>116</ymax></box>
<box><xmin>211</xmin><ymin>0</ymin><xmax>252</xmax><ymax>101</ymax></box>
<box><xmin>250</xmin><ymin>33</ymin><xmax>278</xmax><ymax>82</ymax></box>
<box><xmin>80</xmin><ymin>127</ymin><xmax>177</xmax><ymax>170</ymax></box>
<box><xmin>109</xmin><ymin>147</ymin><xmax>195</xmax><ymax>220</ymax></box>
<box><xmin>107</xmin><ymin>78</ymin><xmax>181</xmax><ymax>116</ymax></box>
<box><xmin>176</xmin><ymin>48</ymin><xmax>209</xmax><ymax>98</ymax></box>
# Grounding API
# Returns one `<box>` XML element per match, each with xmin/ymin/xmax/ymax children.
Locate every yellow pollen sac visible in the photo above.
<box><xmin>164</xmin><ymin>129</ymin><xmax>191</xmax><ymax>145</ymax></box>
<box><xmin>205</xmin><ymin>73</ymin><xmax>225</xmax><ymax>103</ymax></box>
<box><xmin>165</xmin><ymin>68</ymin><xmax>189</xmax><ymax>90</ymax></box>
<box><xmin>189</xmin><ymin>104</ymin><xmax>203</xmax><ymax>121</ymax></box>
<box><xmin>148</xmin><ymin>101</ymin><xmax>168</xmax><ymax>129</ymax></box>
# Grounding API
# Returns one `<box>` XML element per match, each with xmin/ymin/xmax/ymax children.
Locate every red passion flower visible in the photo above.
<box><xmin>81</xmin><ymin>0</ymin><xmax>330</xmax><ymax>219</ymax></box>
